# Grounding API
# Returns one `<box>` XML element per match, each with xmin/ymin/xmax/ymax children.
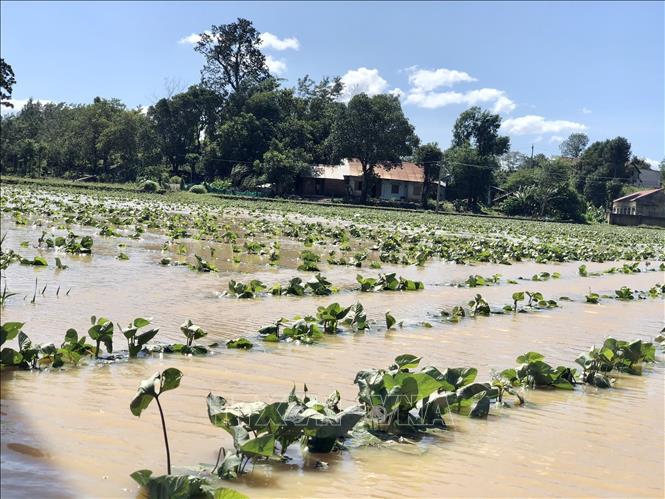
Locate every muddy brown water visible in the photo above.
<box><xmin>1</xmin><ymin>219</ymin><xmax>664</xmax><ymax>498</ymax></box>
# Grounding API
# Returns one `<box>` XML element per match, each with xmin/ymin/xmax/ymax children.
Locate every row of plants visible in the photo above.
<box><xmin>3</xmin><ymin>281</ymin><xmax>663</xmax><ymax>367</ymax></box>
<box><xmin>222</xmin><ymin>272</ymin><xmax>424</xmax><ymax>299</ymax></box>
<box><xmin>0</xmin><ymin>317</ymin><xmax>256</xmax><ymax>369</ymax></box>
<box><xmin>128</xmin><ymin>335</ymin><xmax>660</xmax><ymax>496</ymax></box>
<box><xmin>223</xmin><ymin>273</ymin><xmax>337</xmax><ymax>298</ymax></box>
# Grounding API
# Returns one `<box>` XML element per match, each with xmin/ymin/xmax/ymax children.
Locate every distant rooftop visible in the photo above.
<box><xmin>613</xmin><ymin>188</ymin><xmax>663</xmax><ymax>203</ymax></box>
<box><xmin>305</xmin><ymin>159</ymin><xmax>425</xmax><ymax>183</ymax></box>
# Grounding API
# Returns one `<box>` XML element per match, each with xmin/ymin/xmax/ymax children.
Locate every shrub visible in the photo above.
<box><xmin>169</xmin><ymin>176</ymin><xmax>182</xmax><ymax>187</ymax></box>
<box><xmin>427</xmin><ymin>199</ymin><xmax>455</xmax><ymax>212</ymax></box>
<box><xmin>140</xmin><ymin>180</ymin><xmax>159</xmax><ymax>192</ymax></box>
<box><xmin>188</xmin><ymin>184</ymin><xmax>207</xmax><ymax>194</ymax></box>
<box><xmin>208</xmin><ymin>178</ymin><xmax>232</xmax><ymax>192</ymax></box>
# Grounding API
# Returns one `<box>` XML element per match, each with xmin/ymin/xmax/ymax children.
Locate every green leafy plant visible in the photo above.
<box><xmin>344</xmin><ymin>302</ymin><xmax>370</xmax><ymax>331</ymax></box>
<box><xmin>119</xmin><ymin>318</ymin><xmax>159</xmax><ymax>358</ymax></box>
<box><xmin>226</xmin><ymin>337</ymin><xmax>254</xmax><ymax>349</ymax></box>
<box><xmin>130</xmin><ymin>368</ymin><xmax>183</xmax><ymax>474</ymax></box>
<box><xmin>512</xmin><ymin>291</ymin><xmax>524</xmax><ymax>312</ymax></box>
<box><xmin>225</xmin><ymin>279</ymin><xmax>266</xmax><ymax>298</ymax></box>
<box><xmin>88</xmin><ymin>316</ymin><xmax>114</xmax><ymax>359</ymax></box>
<box><xmin>468</xmin><ymin>294</ymin><xmax>490</xmax><ymax>316</ymax></box>
<box><xmin>585</xmin><ymin>291</ymin><xmax>600</xmax><ymax>304</ymax></box>
<box><xmin>191</xmin><ymin>254</ymin><xmax>218</xmax><ymax>272</ymax></box>
<box><xmin>131</xmin><ymin>469</ymin><xmax>247</xmax><ymax>499</ymax></box>
<box><xmin>297</xmin><ymin>250</ymin><xmax>320</xmax><ymax>271</ymax></box>
<box><xmin>615</xmin><ymin>286</ymin><xmax>634</xmax><ymax>300</ymax></box>
<box><xmin>513</xmin><ymin>352</ymin><xmax>576</xmax><ymax>390</ymax></box>
<box><xmin>356</xmin><ymin>273</ymin><xmax>424</xmax><ymax>292</ymax></box>
<box><xmin>385</xmin><ymin>310</ymin><xmax>396</xmax><ymax>329</ymax></box>
<box><xmin>316</xmin><ymin>303</ymin><xmax>352</xmax><ymax>333</ymax></box>
<box><xmin>575</xmin><ymin>338</ymin><xmax>655</xmax><ymax>377</ymax></box>
<box><xmin>305</xmin><ymin>273</ymin><xmax>335</xmax><ymax>295</ymax></box>
<box><xmin>441</xmin><ymin>305</ymin><xmax>465</xmax><ymax>323</ymax></box>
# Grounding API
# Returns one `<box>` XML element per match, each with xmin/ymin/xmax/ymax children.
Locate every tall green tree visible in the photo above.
<box><xmin>195</xmin><ymin>18</ymin><xmax>269</xmax><ymax>96</ymax></box>
<box><xmin>413</xmin><ymin>142</ymin><xmax>443</xmax><ymax>208</ymax></box>
<box><xmin>328</xmin><ymin>93</ymin><xmax>418</xmax><ymax>203</ymax></box>
<box><xmin>451</xmin><ymin>106</ymin><xmax>510</xmax><ymax>157</ymax></box>
<box><xmin>0</xmin><ymin>58</ymin><xmax>16</xmax><ymax>108</ymax></box>
<box><xmin>148</xmin><ymin>85</ymin><xmax>221</xmax><ymax>177</ymax></box>
<box><xmin>559</xmin><ymin>133</ymin><xmax>589</xmax><ymax>158</ymax></box>
<box><xmin>447</xmin><ymin>107</ymin><xmax>509</xmax><ymax>209</ymax></box>
<box><xmin>574</xmin><ymin>136</ymin><xmax>634</xmax><ymax>206</ymax></box>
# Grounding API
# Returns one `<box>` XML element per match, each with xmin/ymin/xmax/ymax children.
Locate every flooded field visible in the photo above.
<box><xmin>1</xmin><ymin>184</ymin><xmax>664</xmax><ymax>498</ymax></box>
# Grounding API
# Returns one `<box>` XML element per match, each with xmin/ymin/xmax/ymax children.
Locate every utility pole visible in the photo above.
<box><xmin>436</xmin><ymin>160</ymin><xmax>443</xmax><ymax>212</ymax></box>
<box><xmin>530</xmin><ymin>144</ymin><xmax>534</xmax><ymax>168</ymax></box>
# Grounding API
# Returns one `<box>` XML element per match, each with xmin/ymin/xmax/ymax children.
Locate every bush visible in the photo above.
<box><xmin>140</xmin><ymin>180</ymin><xmax>159</xmax><ymax>192</ymax></box>
<box><xmin>208</xmin><ymin>178</ymin><xmax>232</xmax><ymax>192</ymax></box>
<box><xmin>188</xmin><ymin>184</ymin><xmax>207</xmax><ymax>194</ymax></box>
<box><xmin>169</xmin><ymin>176</ymin><xmax>183</xmax><ymax>186</ymax></box>
<box><xmin>426</xmin><ymin>199</ymin><xmax>455</xmax><ymax>212</ymax></box>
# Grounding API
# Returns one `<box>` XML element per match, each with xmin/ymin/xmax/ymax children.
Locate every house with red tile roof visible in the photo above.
<box><xmin>610</xmin><ymin>188</ymin><xmax>665</xmax><ymax>227</ymax></box>
<box><xmin>298</xmin><ymin>159</ymin><xmax>430</xmax><ymax>202</ymax></box>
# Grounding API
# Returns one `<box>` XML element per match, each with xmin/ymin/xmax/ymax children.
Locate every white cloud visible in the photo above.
<box><xmin>389</xmin><ymin>87</ymin><xmax>405</xmax><ymax>99</ymax></box>
<box><xmin>179</xmin><ymin>31</ymin><xmax>300</xmax><ymax>51</ymax></box>
<box><xmin>501</xmin><ymin>115</ymin><xmax>587</xmax><ymax>135</ymax></box>
<box><xmin>405</xmin><ymin>87</ymin><xmax>515</xmax><ymax>113</ymax></box>
<box><xmin>643</xmin><ymin>157</ymin><xmax>660</xmax><ymax>169</ymax></box>
<box><xmin>259</xmin><ymin>32</ymin><xmax>299</xmax><ymax>51</ymax></box>
<box><xmin>178</xmin><ymin>32</ymin><xmax>206</xmax><ymax>45</ymax></box>
<box><xmin>1</xmin><ymin>98</ymin><xmax>52</xmax><ymax>114</ymax></box>
<box><xmin>582</xmin><ymin>107</ymin><xmax>592</xmax><ymax>114</ymax></box>
<box><xmin>407</xmin><ymin>67</ymin><xmax>476</xmax><ymax>92</ymax></box>
<box><xmin>549</xmin><ymin>135</ymin><xmax>565</xmax><ymax>144</ymax></box>
<box><xmin>265</xmin><ymin>55</ymin><xmax>287</xmax><ymax>75</ymax></box>
<box><xmin>339</xmin><ymin>67</ymin><xmax>389</xmax><ymax>101</ymax></box>
<box><xmin>492</xmin><ymin>94</ymin><xmax>516</xmax><ymax>114</ymax></box>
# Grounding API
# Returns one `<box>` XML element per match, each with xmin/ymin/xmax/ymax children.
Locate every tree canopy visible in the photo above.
<box><xmin>0</xmin><ymin>58</ymin><xmax>16</xmax><ymax>108</ymax></box>
<box><xmin>328</xmin><ymin>93</ymin><xmax>418</xmax><ymax>202</ymax></box>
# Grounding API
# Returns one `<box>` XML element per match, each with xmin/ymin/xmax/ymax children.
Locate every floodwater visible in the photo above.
<box><xmin>1</xmin><ymin>216</ymin><xmax>664</xmax><ymax>498</ymax></box>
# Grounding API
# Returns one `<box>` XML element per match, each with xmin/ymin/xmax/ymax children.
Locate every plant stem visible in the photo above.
<box><xmin>155</xmin><ymin>395</ymin><xmax>172</xmax><ymax>475</ymax></box>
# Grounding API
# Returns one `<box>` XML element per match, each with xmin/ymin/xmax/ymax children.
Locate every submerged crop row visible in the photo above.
<box><xmin>126</xmin><ymin>334</ymin><xmax>662</xmax><ymax>497</ymax></box>
<box><xmin>2</xmin><ymin>185</ymin><xmax>664</xmax><ymax>272</ymax></box>
<box><xmin>2</xmin><ymin>282</ymin><xmax>663</xmax><ymax>368</ymax></box>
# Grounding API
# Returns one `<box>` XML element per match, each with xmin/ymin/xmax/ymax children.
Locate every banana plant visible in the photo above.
<box><xmin>130</xmin><ymin>368</ymin><xmax>183</xmax><ymax>475</ymax></box>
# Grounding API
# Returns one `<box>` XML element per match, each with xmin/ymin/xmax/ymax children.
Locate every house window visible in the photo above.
<box><xmin>391</xmin><ymin>183</ymin><xmax>400</xmax><ymax>194</ymax></box>
<box><xmin>356</xmin><ymin>181</ymin><xmax>363</xmax><ymax>192</ymax></box>
<box><xmin>413</xmin><ymin>184</ymin><xmax>422</xmax><ymax>196</ymax></box>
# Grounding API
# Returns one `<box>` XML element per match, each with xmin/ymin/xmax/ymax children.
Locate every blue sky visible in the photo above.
<box><xmin>2</xmin><ymin>1</ymin><xmax>663</xmax><ymax>164</ymax></box>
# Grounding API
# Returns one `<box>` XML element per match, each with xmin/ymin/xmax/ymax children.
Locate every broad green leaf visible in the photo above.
<box><xmin>240</xmin><ymin>434</ymin><xmax>275</xmax><ymax>458</ymax></box>
<box><xmin>1</xmin><ymin>322</ymin><xmax>24</xmax><ymax>346</ymax></box>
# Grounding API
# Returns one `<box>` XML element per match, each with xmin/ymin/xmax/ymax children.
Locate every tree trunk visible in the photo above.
<box><xmin>361</xmin><ymin>163</ymin><xmax>370</xmax><ymax>204</ymax></box>
<box><xmin>421</xmin><ymin>172</ymin><xmax>430</xmax><ymax>209</ymax></box>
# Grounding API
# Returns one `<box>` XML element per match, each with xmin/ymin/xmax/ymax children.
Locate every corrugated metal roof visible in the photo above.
<box><xmin>614</xmin><ymin>188</ymin><xmax>663</xmax><ymax>203</ymax></box>
<box><xmin>305</xmin><ymin>158</ymin><xmax>425</xmax><ymax>183</ymax></box>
